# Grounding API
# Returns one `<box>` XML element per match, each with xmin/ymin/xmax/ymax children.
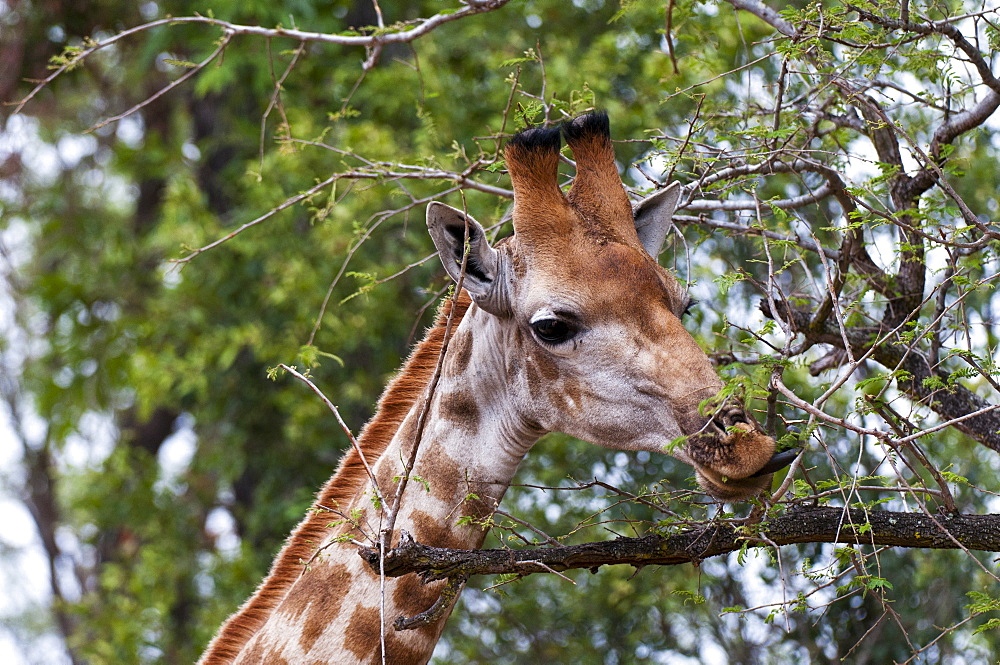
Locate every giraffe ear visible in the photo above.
<box><xmin>427</xmin><ymin>202</ymin><xmax>508</xmax><ymax>315</ymax></box>
<box><xmin>632</xmin><ymin>182</ymin><xmax>682</xmax><ymax>258</ymax></box>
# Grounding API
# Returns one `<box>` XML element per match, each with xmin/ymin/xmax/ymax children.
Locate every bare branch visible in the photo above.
<box><xmin>87</xmin><ymin>31</ymin><xmax>233</xmax><ymax>132</ymax></box>
<box><xmin>671</xmin><ymin>215</ymin><xmax>838</xmax><ymax>259</ymax></box>
<box><xmin>684</xmin><ymin>182</ymin><xmax>834</xmax><ymax>212</ymax></box>
<box><xmin>11</xmin><ymin>2</ymin><xmax>513</xmax><ymax>114</ymax></box>
<box><xmin>171</xmin><ymin>174</ymin><xmax>340</xmax><ymax>264</ymax></box>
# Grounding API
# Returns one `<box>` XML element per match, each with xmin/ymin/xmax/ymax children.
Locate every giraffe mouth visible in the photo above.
<box><xmin>748</xmin><ymin>448</ymin><xmax>799</xmax><ymax>478</ymax></box>
<box><xmin>683</xmin><ymin>437</ymin><xmax>798</xmax><ymax>500</ymax></box>
<box><xmin>695</xmin><ymin>449</ymin><xmax>798</xmax><ymax>501</ymax></box>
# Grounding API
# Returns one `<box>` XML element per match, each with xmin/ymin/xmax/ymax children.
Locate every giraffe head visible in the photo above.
<box><xmin>427</xmin><ymin>112</ymin><xmax>788</xmax><ymax>500</ymax></box>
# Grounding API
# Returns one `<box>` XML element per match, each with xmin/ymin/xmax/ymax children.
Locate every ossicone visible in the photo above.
<box><xmin>506</xmin><ymin>124</ymin><xmax>562</xmax><ymax>155</ymax></box>
<box><xmin>561</xmin><ymin>110</ymin><xmax>611</xmax><ymax>144</ymax></box>
<box><xmin>505</xmin><ymin>123</ymin><xmax>571</xmax><ymax>241</ymax></box>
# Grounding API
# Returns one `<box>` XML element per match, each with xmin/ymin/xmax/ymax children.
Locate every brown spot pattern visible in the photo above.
<box><xmin>438</xmin><ymin>390</ymin><xmax>480</xmax><ymax>431</ymax></box>
<box><xmin>344</xmin><ymin>606</ymin><xmax>381</xmax><ymax>660</ymax></box>
<box><xmin>419</xmin><ymin>446</ymin><xmax>462</xmax><ymax>503</ymax></box>
<box><xmin>505</xmin><ymin>353</ymin><xmax>523</xmax><ymax>383</ymax></box>
<box><xmin>460</xmin><ymin>491</ymin><xmax>497</xmax><ymax>523</ymax></box>
<box><xmin>414</xmin><ymin>444</ymin><xmax>497</xmax><ymax>525</ymax></box>
<box><xmin>392</xmin><ymin>574</ymin><xmax>446</xmax><ymax>616</ymax></box>
<box><xmin>410</xmin><ymin>509</ymin><xmax>469</xmax><ymax>550</ymax></box>
<box><xmin>342</xmin><ymin>600</ymin><xmax>437</xmax><ymax>665</ymax></box>
<box><xmin>376</xmin><ymin>629</ymin><xmax>436</xmax><ymax>665</ymax></box>
<box><xmin>562</xmin><ymin>375</ymin><xmax>583</xmax><ymax>414</ymax></box>
<box><xmin>533</xmin><ymin>348</ymin><xmax>560</xmax><ymax>381</ymax></box>
<box><xmin>524</xmin><ymin>357</ymin><xmax>542</xmax><ymax>398</ymax></box>
<box><xmin>233</xmin><ymin>634</ymin><xmax>268</xmax><ymax>664</ymax></box>
<box><xmin>374</xmin><ymin>462</ymin><xmax>401</xmax><ymax>504</ymax></box>
<box><xmin>292</xmin><ymin>566</ymin><xmax>352</xmax><ymax>654</ymax></box>
<box><xmin>447</xmin><ymin>329</ymin><xmax>474</xmax><ymax>376</ymax></box>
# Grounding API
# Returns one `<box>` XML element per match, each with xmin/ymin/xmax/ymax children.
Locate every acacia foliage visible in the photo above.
<box><xmin>3</xmin><ymin>0</ymin><xmax>1000</xmax><ymax>663</ymax></box>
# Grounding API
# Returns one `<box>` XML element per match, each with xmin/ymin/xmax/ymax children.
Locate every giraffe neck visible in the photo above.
<box><xmin>226</xmin><ymin>300</ymin><xmax>541</xmax><ymax>664</ymax></box>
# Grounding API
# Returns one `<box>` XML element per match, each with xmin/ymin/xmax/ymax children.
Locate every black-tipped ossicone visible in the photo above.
<box><xmin>506</xmin><ymin>124</ymin><xmax>562</xmax><ymax>154</ymax></box>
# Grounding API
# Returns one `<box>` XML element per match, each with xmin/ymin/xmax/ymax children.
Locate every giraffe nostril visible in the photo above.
<box><xmin>712</xmin><ymin>407</ymin><xmax>748</xmax><ymax>432</ymax></box>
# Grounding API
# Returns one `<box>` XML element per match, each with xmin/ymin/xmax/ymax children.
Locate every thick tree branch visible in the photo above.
<box><xmin>932</xmin><ymin>91</ymin><xmax>1000</xmax><ymax>155</ymax></box>
<box><xmin>852</xmin><ymin>94</ymin><xmax>926</xmax><ymax>329</ymax></box>
<box><xmin>360</xmin><ymin>507</ymin><xmax>1000</xmax><ymax>585</ymax></box>
<box><xmin>726</xmin><ymin>0</ymin><xmax>799</xmax><ymax>37</ymax></box>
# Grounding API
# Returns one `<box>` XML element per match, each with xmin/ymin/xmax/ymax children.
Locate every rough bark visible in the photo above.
<box><xmin>361</xmin><ymin>506</ymin><xmax>1000</xmax><ymax>583</ymax></box>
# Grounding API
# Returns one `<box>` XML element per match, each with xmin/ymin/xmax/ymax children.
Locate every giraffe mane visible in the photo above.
<box><xmin>199</xmin><ymin>290</ymin><xmax>472</xmax><ymax>664</ymax></box>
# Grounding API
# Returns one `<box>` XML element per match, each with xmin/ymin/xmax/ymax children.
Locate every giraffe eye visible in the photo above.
<box><xmin>531</xmin><ymin>318</ymin><xmax>577</xmax><ymax>345</ymax></box>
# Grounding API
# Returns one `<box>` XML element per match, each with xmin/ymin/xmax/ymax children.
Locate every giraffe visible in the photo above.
<box><xmin>199</xmin><ymin>112</ymin><xmax>792</xmax><ymax>665</ymax></box>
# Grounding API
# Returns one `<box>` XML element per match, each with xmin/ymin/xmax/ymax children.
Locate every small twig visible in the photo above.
<box><xmin>773</xmin><ymin>377</ymin><xmax>884</xmax><ymax>439</ymax></box>
<box><xmin>492</xmin><ymin>508</ymin><xmax>562</xmax><ymax>547</ymax></box>
<box><xmin>665</xmin><ymin>93</ymin><xmax>706</xmax><ymax>184</ymax></box>
<box><xmin>670</xmin><ymin>215</ymin><xmax>835</xmax><ymax>258</ymax></box>
<box><xmin>770</xmin><ymin>57</ymin><xmax>788</xmax><ymax>149</ymax></box>
<box><xmin>371</xmin><ymin>0</ymin><xmax>386</xmax><ymax>28</ymax></box>
<box><xmin>664</xmin><ymin>0</ymin><xmax>679</xmax><ymax>75</ymax></box>
<box><xmin>278</xmin><ymin>364</ymin><xmax>381</xmax><ymax>500</ymax></box>
<box><xmin>893</xmin><ymin>402</ymin><xmax>1000</xmax><ymax>446</ymax></box>
<box><xmin>788</xmin><ymin>484</ymin><xmax>946</xmax><ymax>504</ymax></box>
<box><xmin>956</xmin><ymin>350</ymin><xmax>1000</xmax><ymax>396</ymax></box>
<box><xmin>516</xmin><ymin>560</ymin><xmax>576</xmax><ymax>584</ymax></box>
<box><xmin>88</xmin><ymin>30</ymin><xmax>234</xmax><ymax>132</ymax></box>
<box><xmin>172</xmin><ymin>173</ymin><xmax>339</xmax><ymax>265</ymax></box>
<box><xmin>768</xmin><ymin>449</ymin><xmax>805</xmax><ymax>504</ymax></box>
<box><xmin>865</xmin><ymin>395</ymin><xmax>958</xmax><ymax>513</ymax></box>
<box><xmin>259</xmin><ymin>40</ymin><xmax>306</xmax><ymax>173</ymax></box>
